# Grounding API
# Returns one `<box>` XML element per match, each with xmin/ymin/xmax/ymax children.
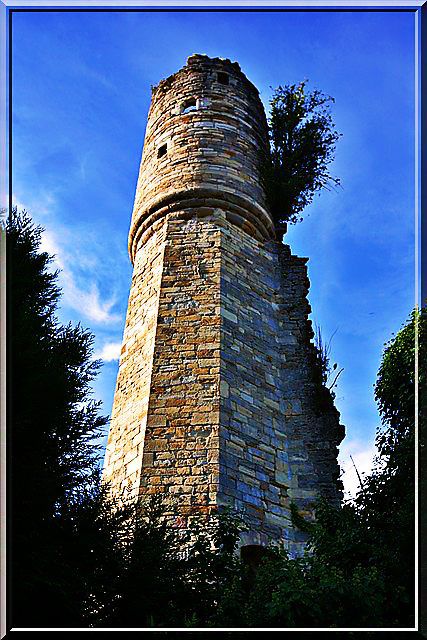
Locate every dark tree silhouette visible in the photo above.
<box><xmin>353</xmin><ymin>306</ymin><xmax>422</xmax><ymax>623</ymax></box>
<box><xmin>7</xmin><ymin>209</ymin><xmax>109</xmax><ymax>626</ymax></box>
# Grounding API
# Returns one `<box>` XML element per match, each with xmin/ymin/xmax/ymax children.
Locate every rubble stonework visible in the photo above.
<box><xmin>103</xmin><ymin>54</ymin><xmax>344</xmax><ymax>553</ymax></box>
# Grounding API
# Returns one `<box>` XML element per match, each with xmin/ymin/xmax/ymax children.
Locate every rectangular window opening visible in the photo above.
<box><xmin>157</xmin><ymin>143</ymin><xmax>167</xmax><ymax>158</ymax></box>
<box><xmin>182</xmin><ymin>98</ymin><xmax>197</xmax><ymax>114</ymax></box>
<box><xmin>217</xmin><ymin>72</ymin><xmax>229</xmax><ymax>85</ymax></box>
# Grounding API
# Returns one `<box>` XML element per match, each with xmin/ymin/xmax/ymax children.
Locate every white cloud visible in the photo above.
<box><xmin>15</xmin><ymin>195</ymin><xmax>122</xmax><ymax>327</ymax></box>
<box><xmin>339</xmin><ymin>436</ymin><xmax>377</xmax><ymax>500</ymax></box>
<box><xmin>63</xmin><ymin>275</ymin><xmax>121</xmax><ymax>325</ymax></box>
<box><xmin>47</xmin><ymin>230</ymin><xmax>121</xmax><ymax>325</ymax></box>
<box><xmin>13</xmin><ymin>191</ymin><xmax>56</xmax><ymax>218</ymax></box>
<box><xmin>95</xmin><ymin>342</ymin><xmax>122</xmax><ymax>362</ymax></box>
<box><xmin>39</xmin><ymin>228</ymin><xmax>63</xmax><ymax>266</ymax></box>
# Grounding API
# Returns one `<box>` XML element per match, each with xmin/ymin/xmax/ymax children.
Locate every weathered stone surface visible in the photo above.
<box><xmin>102</xmin><ymin>55</ymin><xmax>344</xmax><ymax>555</ymax></box>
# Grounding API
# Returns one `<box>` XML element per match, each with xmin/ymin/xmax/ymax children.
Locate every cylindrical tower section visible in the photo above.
<box><xmin>129</xmin><ymin>54</ymin><xmax>275</xmax><ymax>261</ymax></box>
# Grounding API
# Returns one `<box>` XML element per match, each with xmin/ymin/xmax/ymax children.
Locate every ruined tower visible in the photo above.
<box><xmin>103</xmin><ymin>55</ymin><xmax>344</xmax><ymax>553</ymax></box>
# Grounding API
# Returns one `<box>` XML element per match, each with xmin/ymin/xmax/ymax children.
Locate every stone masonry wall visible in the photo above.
<box><xmin>103</xmin><ymin>55</ymin><xmax>344</xmax><ymax>551</ymax></box>
<box><xmin>103</xmin><ymin>205</ymin><xmax>344</xmax><ymax>550</ymax></box>
<box><xmin>277</xmin><ymin>247</ymin><xmax>345</xmax><ymax>511</ymax></box>
<box><xmin>219</xmin><ymin>218</ymin><xmax>343</xmax><ymax>553</ymax></box>
<box><xmin>138</xmin><ymin>213</ymin><xmax>221</xmax><ymax>519</ymax></box>
<box><xmin>103</xmin><ymin>223</ymin><xmax>167</xmax><ymax>500</ymax></box>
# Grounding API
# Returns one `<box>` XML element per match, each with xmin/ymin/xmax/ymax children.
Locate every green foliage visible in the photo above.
<box><xmin>104</xmin><ymin>495</ymin><xmax>187</xmax><ymax>627</ymax></box>
<box><xmin>241</xmin><ymin>546</ymin><xmax>387</xmax><ymax>628</ymax></box>
<box><xmin>299</xmin><ymin>309</ymin><xmax>418</xmax><ymax>628</ymax></box>
<box><xmin>9</xmin><ymin>207</ymin><xmax>417</xmax><ymax>629</ymax></box>
<box><xmin>8</xmin><ymin>209</ymin><xmax>110</xmax><ymax>626</ymax></box>
<box><xmin>8</xmin><ymin>210</ymin><xmax>107</xmax><ymax>516</ymax></box>
<box><xmin>308</xmin><ymin>325</ymin><xmax>342</xmax><ymax>414</ymax></box>
<box><xmin>290</xmin><ymin>500</ymin><xmax>314</xmax><ymax>534</ymax></box>
<box><xmin>374</xmin><ymin>307</ymin><xmax>422</xmax><ymax>459</ymax></box>
<box><xmin>102</xmin><ymin>501</ymin><xmax>246</xmax><ymax>628</ymax></box>
<box><xmin>52</xmin><ymin>478</ymin><xmax>135</xmax><ymax>626</ymax></box>
<box><xmin>205</xmin><ymin>523</ymin><xmax>389</xmax><ymax>628</ymax></box>
<box><xmin>263</xmin><ymin>81</ymin><xmax>341</xmax><ymax>228</ymax></box>
<box><xmin>353</xmin><ymin>307</ymin><xmax>422</xmax><ymax>620</ymax></box>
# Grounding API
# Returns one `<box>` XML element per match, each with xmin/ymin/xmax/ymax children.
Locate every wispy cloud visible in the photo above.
<box><xmin>63</xmin><ymin>276</ymin><xmax>121</xmax><ymax>325</ymax></box>
<box><xmin>42</xmin><ymin>227</ymin><xmax>121</xmax><ymax>325</ymax></box>
<box><xmin>14</xmin><ymin>194</ymin><xmax>122</xmax><ymax>327</ymax></box>
<box><xmin>13</xmin><ymin>191</ymin><xmax>57</xmax><ymax>219</ymax></box>
<box><xmin>95</xmin><ymin>341</ymin><xmax>122</xmax><ymax>362</ymax></box>
<box><xmin>339</xmin><ymin>436</ymin><xmax>377</xmax><ymax>500</ymax></box>
<box><xmin>81</xmin><ymin>66</ymin><xmax>117</xmax><ymax>92</ymax></box>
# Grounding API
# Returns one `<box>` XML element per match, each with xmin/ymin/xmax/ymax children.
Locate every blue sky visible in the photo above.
<box><xmin>12</xmin><ymin>9</ymin><xmax>415</xmax><ymax>497</ymax></box>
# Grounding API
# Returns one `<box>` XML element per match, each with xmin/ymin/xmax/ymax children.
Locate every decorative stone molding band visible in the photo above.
<box><xmin>128</xmin><ymin>187</ymin><xmax>276</xmax><ymax>262</ymax></box>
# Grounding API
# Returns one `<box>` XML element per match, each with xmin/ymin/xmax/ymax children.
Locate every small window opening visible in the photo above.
<box><xmin>217</xmin><ymin>72</ymin><xmax>229</xmax><ymax>85</ymax></box>
<box><xmin>157</xmin><ymin>143</ymin><xmax>167</xmax><ymax>158</ymax></box>
<box><xmin>182</xmin><ymin>98</ymin><xmax>197</xmax><ymax>114</ymax></box>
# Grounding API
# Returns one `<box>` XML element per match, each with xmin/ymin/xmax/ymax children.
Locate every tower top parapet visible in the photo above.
<box><xmin>151</xmin><ymin>54</ymin><xmax>260</xmax><ymax>99</ymax></box>
<box><xmin>128</xmin><ymin>54</ymin><xmax>274</xmax><ymax>262</ymax></box>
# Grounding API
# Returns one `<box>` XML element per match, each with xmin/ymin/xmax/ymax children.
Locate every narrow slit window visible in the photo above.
<box><xmin>157</xmin><ymin>143</ymin><xmax>167</xmax><ymax>158</ymax></box>
<box><xmin>182</xmin><ymin>98</ymin><xmax>197</xmax><ymax>114</ymax></box>
<box><xmin>217</xmin><ymin>72</ymin><xmax>229</xmax><ymax>85</ymax></box>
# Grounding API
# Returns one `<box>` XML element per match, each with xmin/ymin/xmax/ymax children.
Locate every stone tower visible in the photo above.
<box><xmin>103</xmin><ymin>54</ymin><xmax>344</xmax><ymax>553</ymax></box>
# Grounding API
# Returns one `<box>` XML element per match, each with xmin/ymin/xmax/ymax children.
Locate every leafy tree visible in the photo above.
<box><xmin>103</xmin><ymin>500</ymin><xmax>245</xmax><ymax>628</ymax></box>
<box><xmin>225</xmin><ymin>542</ymin><xmax>387</xmax><ymax>628</ymax></box>
<box><xmin>263</xmin><ymin>81</ymin><xmax>341</xmax><ymax>228</ymax></box>
<box><xmin>8</xmin><ymin>209</ymin><xmax>107</xmax><ymax>516</ymax></box>
<box><xmin>7</xmin><ymin>209</ymin><xmax>110</xmax><ymax>626</ymax></box>
<box><xmin>353</xmin><ymin>306</ymin><xmax>423</xmax><ymax>622</ymax></box>
<box><xmin>106</xmin><ymin>495</ymin><xmax>190</xmax><ymax>627</ymax></box>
